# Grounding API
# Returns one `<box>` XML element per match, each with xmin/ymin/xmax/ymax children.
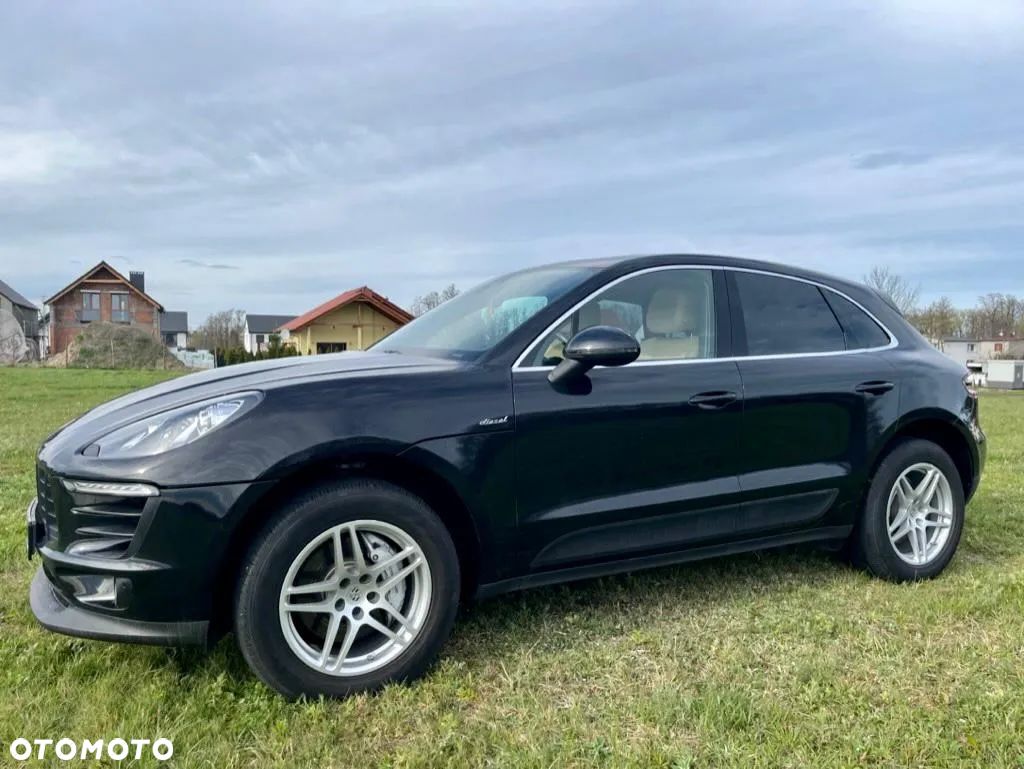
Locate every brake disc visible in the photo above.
<box><xmin>364</xmin><ymin>531</ymin><xmax>407</xmax><ymax>611</ymax></box>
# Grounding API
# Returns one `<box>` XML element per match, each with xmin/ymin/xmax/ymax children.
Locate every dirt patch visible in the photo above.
<box><xmin>46</xmin><ymin>323</ymin><xmax>186</xmax><ymax>370</ymax></box>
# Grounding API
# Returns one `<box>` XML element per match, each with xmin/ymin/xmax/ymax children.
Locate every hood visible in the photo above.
<box><xmin>41</xmin><ymin>351</ymin><xmax>459</xmax><ymax>456</ymax></box>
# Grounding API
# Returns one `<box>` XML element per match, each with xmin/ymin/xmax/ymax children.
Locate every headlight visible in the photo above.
<box><xmin>86</xmin><ymin>392</ymin><xmax>263</xmax><ymax>458</ymax></box>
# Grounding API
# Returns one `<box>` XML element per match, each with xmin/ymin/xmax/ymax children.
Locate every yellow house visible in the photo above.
<box><xmin>278</xmin><ymin>286</ymin><xmax>413</xmax><ymax>355</ymax></box>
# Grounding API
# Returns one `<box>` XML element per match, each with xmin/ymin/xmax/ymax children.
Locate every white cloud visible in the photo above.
<box><xmin>871</xmin><ymin>0</ymin><xmax>1024</xmax><ymax>51</ymax></box>
<box><xmin>0</xmin><ymin>129</ymin><xmax>102</xmax><ymax>184</ymax></box>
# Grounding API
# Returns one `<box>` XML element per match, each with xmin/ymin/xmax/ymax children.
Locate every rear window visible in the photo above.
<box><xmin>823</xmin><ymin>292</ymin><xmax>891</xmax><ymax>350</ymax></box>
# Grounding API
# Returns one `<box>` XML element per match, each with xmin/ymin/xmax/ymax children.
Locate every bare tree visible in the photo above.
<box><xmin>904</xmin><ymin>292</ymin><xmax>1024</xmax><ymax>341</ymax></box>
<box><xmin>906</xmin><ymin>296</ymin><xmax>960</xmax><ymax>341</ymax></box>
<box><xmin>864</xmin><ymin>266</ymin><xmax>920</xmax><ymax>315</ymax></box>
<box><xmin>411</xmin><ymin>284</ymin><xmax>460</xmax><ymax>316</ymax></box>
<box><xmin>191</xmin><ymin>309</ymin><xmax>246</xmax><ymax>351</ymax></box>
<box><xmin>971</xmin><ymin>293</ymin><xmax>1023</xmax><ymax>338</ymax></box>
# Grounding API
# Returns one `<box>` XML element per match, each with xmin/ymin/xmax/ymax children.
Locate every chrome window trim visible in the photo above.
<box><xmin>512</xmin><ymin>264</ymin><xmax>898</xmax><ymax>372</ymax></box>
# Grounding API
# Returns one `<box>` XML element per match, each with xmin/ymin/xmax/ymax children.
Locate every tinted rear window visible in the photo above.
<box><xmin>823</xmin><ymin>291</ymin><xmax>891</xmax><ymax>350</ymax></box>
<box><xmin>734</xmin><ymin>272</ymin><xmax>845</xmax><ymax>356</ymax></box>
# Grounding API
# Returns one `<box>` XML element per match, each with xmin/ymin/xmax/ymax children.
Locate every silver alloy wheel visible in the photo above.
<box><xmin>886</xmin><ymin>462</ymin><xmax>955</xmax><ymax>566</ymax></box>
<box><xmin>278</xmin><ymin>520</ymin><xmax>431</xmax><ymax>677</ymax></box>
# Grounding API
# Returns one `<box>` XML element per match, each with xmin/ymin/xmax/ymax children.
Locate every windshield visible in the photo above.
<box><xmin>374</xmin><ymin>265</ymin><xmax>597</xmax><ymax>360</ymax></box>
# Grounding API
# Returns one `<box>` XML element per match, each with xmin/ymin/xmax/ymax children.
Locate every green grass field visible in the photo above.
<box><xmin>1</xmin><ymin>368</ymin><xmax>1023</xmax><ymax>768</ymax></box>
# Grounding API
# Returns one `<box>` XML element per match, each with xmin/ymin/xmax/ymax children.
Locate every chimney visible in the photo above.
<box><xmin>129</xmin><ymin>271</ymin><xmax>145</xmax><ymax>293</ymax></box>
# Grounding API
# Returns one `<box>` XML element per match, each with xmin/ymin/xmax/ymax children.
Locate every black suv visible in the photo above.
<box><xmin>29</xmin><ymin>255</ymin><xmax>985</xmax><ymax>698</ymax></box>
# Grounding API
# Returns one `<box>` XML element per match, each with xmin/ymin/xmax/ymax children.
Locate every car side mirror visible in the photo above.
<box><xmin>548</xmin><ymin>326</ymin><xmax>640</xmax><ymax>385</ymax></box>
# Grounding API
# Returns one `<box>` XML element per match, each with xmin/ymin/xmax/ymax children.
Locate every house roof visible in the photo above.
<box><xmin>280</xmin><ymin>286</ymin><xmax>413</xmax><ymax>332</ymax></box>
<box><xmin>246</xmin><ymin>314</ymin><xmax>296</xmax><ymax>334</ymax></box>
<box><xmin>0</xmin><ymin>278</ymin><xmax>37</xmax><ymax>310</ymax></box>
<box><xmin>45</xmin><ymin>260</ymin><xmax>164</xmax><ymax>311</ymax></box>
<box><xmin>159</xmin><ymin>311</ymin><xmax>189</xmax><ymax>335</ymax></box>
<box><xmin>943</xmin><ymin>337</ymin><xmax>1021</xmax><ymax>343</ymax></box>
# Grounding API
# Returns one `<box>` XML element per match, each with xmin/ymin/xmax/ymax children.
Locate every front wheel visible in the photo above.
<box><xmin>235</xmin><ymin>479</ymin><xmax>460</xmax><ymax>699</ymax></box>
<box><xmin>853</xmin><ymin>439</ymin><xmax>965</xmax><ymax>581</ymax></box>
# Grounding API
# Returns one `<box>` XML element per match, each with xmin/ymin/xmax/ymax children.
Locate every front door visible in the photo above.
<box><xmin>512</xmin><ymin>267</ymin><xmax>745</xmax><ymax>572</ymax></box>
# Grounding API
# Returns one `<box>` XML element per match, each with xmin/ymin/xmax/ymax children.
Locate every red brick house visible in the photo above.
<box><xmin>45</xmin><ymin>261</ymin><xmax>164</xmax><ymax>355</ymax></box>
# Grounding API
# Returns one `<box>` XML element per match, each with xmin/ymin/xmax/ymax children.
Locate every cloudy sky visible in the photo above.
<box><xmin>1</xmin><ymin>1</ymin><xmax>1022</xmax><ymax>323</ymax></box>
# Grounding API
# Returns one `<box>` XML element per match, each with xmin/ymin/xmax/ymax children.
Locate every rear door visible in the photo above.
<box><xmin>726</xmin><ymin>270</ymin><xmax>900</xmax><ymax>535</ymax></box>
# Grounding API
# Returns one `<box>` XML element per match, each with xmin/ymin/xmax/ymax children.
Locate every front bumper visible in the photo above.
<box><xmin>27</xmin><ymin>468</ymin><xmax>273</xmax><ymax>647</ymax></box>
<box><xmin>30</xmin><ymin>568</ymin><xmax>208</xmax><ymax>646</ymax></box>
<box><xmin>965</xmin><ymin>408</ymin><xmax>987</xmax><ymax>503</ymax></box>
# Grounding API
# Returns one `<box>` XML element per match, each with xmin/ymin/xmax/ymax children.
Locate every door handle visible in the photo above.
<box><xmin>855</xmin><ymin>380</ymin><xmax>895</xmax><ymax>396</ymax></box>
<box><xmin>688</xmin><ymin>390</ymin><xmax>739</xmax><ymax>409</ymax></box>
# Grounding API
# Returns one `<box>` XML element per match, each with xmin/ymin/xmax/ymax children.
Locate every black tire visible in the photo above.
<box><xmin>235</xmin><ymin>479</ymin><xmax>460</xmax><ymax>699</ymax></box>
<box><xmin>852</xmin><ymin>439</ymin><xmax>965</xmax><ymax>581</ymax></box>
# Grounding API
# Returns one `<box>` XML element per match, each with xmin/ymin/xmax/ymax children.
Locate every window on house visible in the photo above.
<box><xmin>111</xmin><ymin>293</ymin><xmax>129</xmax><ymax>322</ymax></box>
<box><xmin>995</xmin><ymin>343</ymin><xmax>1004</xmax><ymax>352</ymax></box>
<box><xmin>968</xmin><ymin>343</ymin><xmax>976</xmax><ymax>352</ymax></box>
<box><xmin>316</xmin><ymin>342</ymin><xmax>348</xmax><ymax>354</ymax></box>
<box><xmin>256</xmin><ymin>334</ymin><xmax>265</xmax><ymax>344</ymax></box>
<box><xmin>80</xmin><ymin>291</ymin><xmax>100</xmax><ymax>322</ymax></box>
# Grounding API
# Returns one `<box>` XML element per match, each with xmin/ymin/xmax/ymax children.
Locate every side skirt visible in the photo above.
<box><xmin>474</xmin><ymin>525</ymin><xmax>853</xmax><ymax>600</ymax></box>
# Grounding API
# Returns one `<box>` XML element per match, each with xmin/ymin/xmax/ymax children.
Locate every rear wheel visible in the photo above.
<box><xmin>235</xmin><ymin>479</ymin><xmax>459</xmax><ymax>698</ymax></box>
<box><xmin>853</xmin><ymin>439</ymin><xmax>965</xmax><ymax>581</ymax></box>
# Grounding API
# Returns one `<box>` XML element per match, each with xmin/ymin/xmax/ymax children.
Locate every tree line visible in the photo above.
<box><xmin>189</xmin><ymin>309</ymin><xmax>299</xmax><ymax>367</ymax></box>
<box><xmin>865</xmin><ymin>267</ymin><xmax>1024</xmax><ymax>342</ymax></box>
<box><xmin>410</xmin><ymin>284</ymin><xmax>459</xmax><ymax>316</ymax></box>
<box><xmin>215</xmin><ymin>336</ymin><xmax>300</xmax><ymax>367</ymax></box>
<box><xmin>908</xmin><ymin>294</ymin><xmax>1024</xmax><ymax>341</ymax></box>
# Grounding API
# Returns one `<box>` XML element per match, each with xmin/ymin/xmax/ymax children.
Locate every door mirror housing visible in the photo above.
<box><xmin>548</xmin><ymin>326</ymin><xmax>641</xmax><ymax>385</ymax></box>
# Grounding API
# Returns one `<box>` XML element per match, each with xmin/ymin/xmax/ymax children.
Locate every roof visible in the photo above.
<box><xmin>0</xmin><ymin>278</ymin><xmax>37</xmax><ymax>310</ymax></box>
<box><xmin>246</xmin><ymin>313</ymin><xmax>296</xmax><ymax>334</ymax></box>
<box><xmin>45</xmin><ymin>260</ymin><xmax>164</xmax><ymax>311</ymax></box>
<box><xmin>159</xmin><ymin>311</ymin><xmax>189</xmax><ymax>334</ymax></box>
<box><xmin>533</xmin><ymin>253</ymin><xmax>876</xmax><ymax>297</ymax></box>
<box><xmin>280</xmin><ymin>286</ymin><xmax>413</xmax><ymax>332</ymax></box>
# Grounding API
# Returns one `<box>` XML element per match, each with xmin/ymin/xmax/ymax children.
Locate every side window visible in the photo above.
<box><xmin>525</xmin><ymin>269</ymin><xmax>716</xmax><ymax>365</ymax></box>
<box><xmin>734</xmin><ymin>272</ymin><xmax>844</xmax><ymax>356</ymax></box>
<box><xmin>822</xmin><ymin>291</ymin><xmax>890</xmax><ymax>350</ymax></box>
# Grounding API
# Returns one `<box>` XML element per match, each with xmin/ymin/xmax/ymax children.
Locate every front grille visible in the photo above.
<box><xmin>36</xmin><ymin>465</ymin><xmax>58</xmax><ymax>545</ymax></box>
<box><xmin>67</xmin><ymin>496</ymin><xmax>148</xmax><ymax>559</ymax></box>
<box><xmin>36</xmin><ymin>465</ymin><xmax>149</xmax><ymax>559</ymax></box>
